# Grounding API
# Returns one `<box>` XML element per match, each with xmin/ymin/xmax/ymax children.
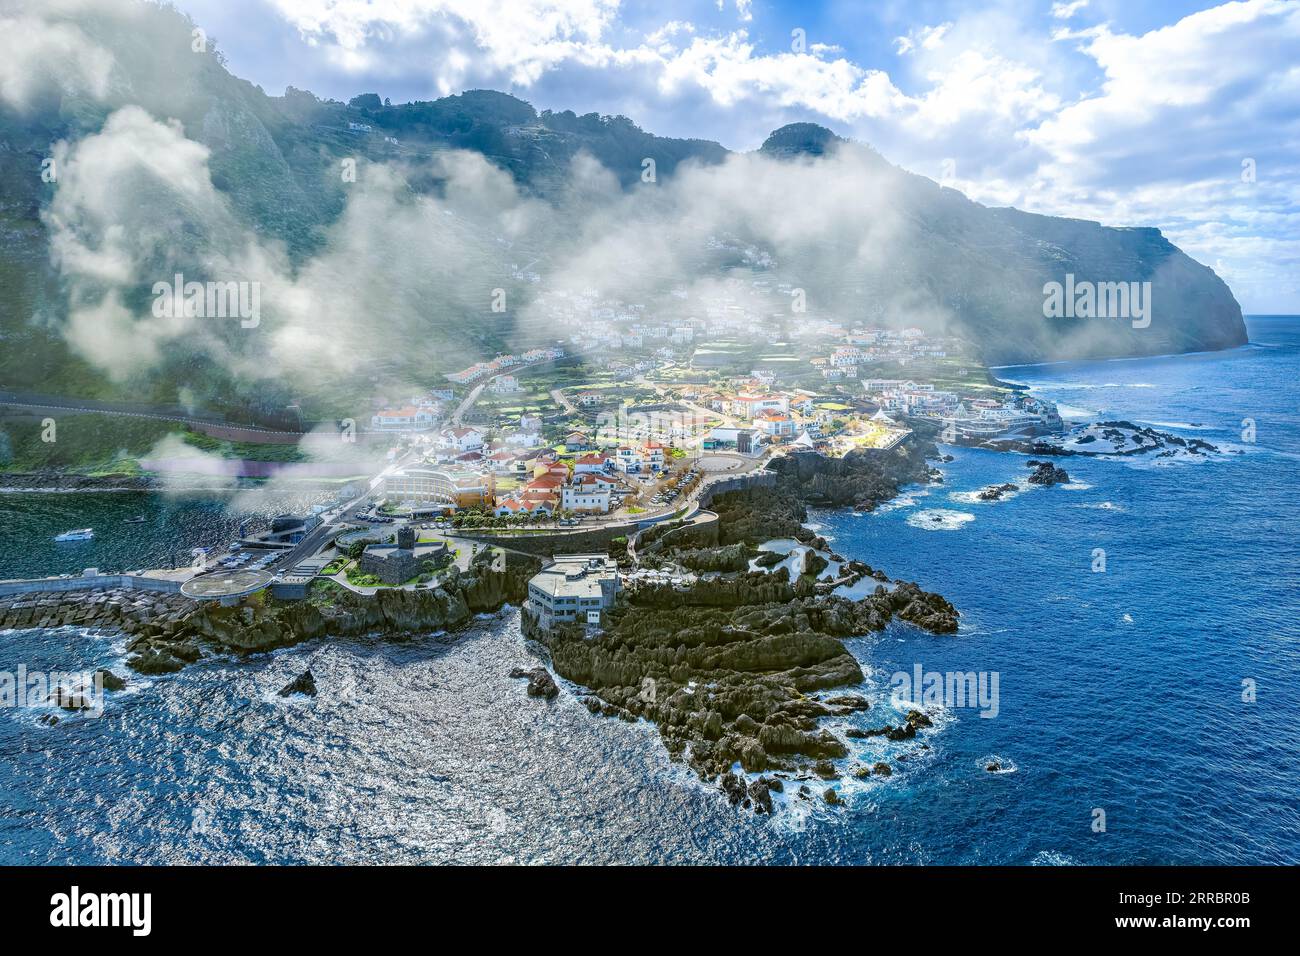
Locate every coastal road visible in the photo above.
<box><xmin>260</xmin><ymin>447</ymin><xmax>422</xmax><ymax>574</ymax></box>
<box><xmin>0</xmin><ymin>390</ymin><xmax>303</xmax><ymax>438</ymax></box>
<box><xmin>549</xmin><ymin>386</ymin><xmax>578</xmax><ymax>416</ymax></box>
<box><xmin>450</xmin><ymin>357</ymin><xmax>561</xmax><ymax>426</ymax></box>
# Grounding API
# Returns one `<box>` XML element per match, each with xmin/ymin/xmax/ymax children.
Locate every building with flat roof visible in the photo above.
<box><xmin>526</xmin><ymin>555</ymin><xmax>620</xmax><ymax>630</ymax></box>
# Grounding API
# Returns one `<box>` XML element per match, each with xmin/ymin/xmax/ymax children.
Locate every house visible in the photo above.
<box><xmin>489</xmin><ymin>375</ymin><xmax>523</xmax><ymax>394</ymax></box>
<box><xmin>486</xmin><ymin>451</ymin><xmax>518</xmax><ymax>475</ymax></box>
<box><xmin>526</xmin><ymin>555</ymin><xmax>620</xmax><ymax>630</ymax></box>
<box><xmin>562</xmin><ymin>475</ymin><xmax>612</xmax><ymax>514</ymax></box>
<box><xmin>495</xmin><ymin>497</ymin><xmax>553</xmax><ymax>518</ymax></box>
<box><xmin>575</xmin><ymin>391</ymin><xmax>602</xmax><ymax>407</ymax></box>
<box><xmin>730</xmin><ymin>394</ymin><xmax>789</xmax><ymax>420</ymax></box>
<box><xmin>520</xmin><ymin>488</ymin><xmax>560</xmax><ymax>511</ymax></box>
<box><xmin>533</xmin><ymin>460</ymin><xmax>570</xmax><ymax>481</ymax></box>
<box><xmin>565</xmin><ymin>431</ymin><xmax>594</xmax><ymax>451</ymax></box>
<box><xmin>612</xmin><ymin>446</ymin><xmax>643</xmax><ymax>474</ymax></box>
<box><xmin>524</xmin><ymin>473</ymin><xmax>566</xmax><ymax>495</ymax></box>
<box><xmin>438</xmin><ymin>427</ymin><xmax>484</xmax><ymax>453</ymax></box>
<box><xmin>641</xmin><ymin>441</ymin><xmax>666</xmax><ymax>472</ymax></box>
<box><xmin>755</xmin><ymin>410</ymin><xmax>797</xmax><ymax>438</ymax></box>
<box><xmin>371</xmin><ymin>406</ymin><xmax>436</xmax><ymax>432</ymax></box>
<box><xmin>573</xmin><ymin>453</ymin><xmax>613</xmax><ymax>475</ymax></box>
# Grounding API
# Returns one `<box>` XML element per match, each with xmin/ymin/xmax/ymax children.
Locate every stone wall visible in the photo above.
<box><xmin>696</xmin><ymin>470</ymin><xmax>777</xmax><ymax>509</ymax></box>
<box><xmin>0</xmin><ymin>574</ymin><xmax>184</xmax><ymax>598</ymax></box>
<box><xmin>460</xmin><ymin>523</ymin><xmax>635</xmax><ymax>557</ymax></box>
<box><xmin>0</xmin><ymin>586</ymin><xmax>193</xmax><ymax>635</ymax></box>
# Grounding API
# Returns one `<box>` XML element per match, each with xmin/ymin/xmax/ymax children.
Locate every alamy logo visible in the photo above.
<box><xmin>50</xmin><ymin>886</ymin><xmax>151</xmax><ymax>936</ymax></box>
<box><xmin>1</xmin><ymin>667</ymin><xmax>103</xmax><ymax>717</ymax></box>
<box><xmin>890</xmin><ymin>663</ymin><xmax>1000</xmax><ymax>718</ymax></box>
<box><xmin>594</xmin><ymin>404</ymin><xmax>693</xmax><ymax>445</ymax></box>
<box><xmin>152</xmin><ymin>273</ymin><xmax>261</xmax><ymax>328</ymax></box>
<box><xmin>1043</xmin><ymin>274</ymin><xmax>1152</xmax><ymax>328</ymax></box>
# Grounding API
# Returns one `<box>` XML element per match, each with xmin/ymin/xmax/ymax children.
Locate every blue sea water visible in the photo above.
<box><xmin>1</xmin><ymin>317</ymin><xmax>1297</xmax><ymax>865</ymax></box>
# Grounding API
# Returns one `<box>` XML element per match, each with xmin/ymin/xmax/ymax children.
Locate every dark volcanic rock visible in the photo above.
<box><xmin>511</xmin><ymin>666</ymin><xmax>559</xmax><ymax>700</ymax></box>
<box><xmin>748</xmin><ymin>778</ymin><xmax>775</xmax><ymax>814</ymax></box>
<box><xmin>189</xmin><ymin>557</ymin><xmax>541</xmax><ymax>658</ymax></box>
<box><xmin>127</xmin><ymin>648</ymin><xmax>186</xmax><ymax>674</ymax></box>
<box><xmin>1027</xmin><ymin>461</ymin><xmax>1070</xmax><ymax>485</ymax></box>
<box><xmin>520</xmin><ymin>442</ymin><xmax>958</xmax><ymax>813</ymax></box>
<box><xmin>47</xmin><ymin>687</ymin><xmax>94</xmax><ymax>711</ymax></box>
<box><xmin>93</xmin><ymin>669</ymin><xmax>127</xmax><ymax>691</ymax></box>
<box><xmin>977</xmin><ymin>482</ymin><xmax>1018</xmax><ymax>501</ymax></box>
<box><xmin>278</xmin><ymin>670</ymin><xmax>317</xmax><ymax>697</ymax></box>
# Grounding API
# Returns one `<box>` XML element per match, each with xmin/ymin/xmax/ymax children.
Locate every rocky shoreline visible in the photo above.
<box><xmin>525</xmin><ymin>442</ymin><xmax>962</xmax><ymax>811</ymax></box>
<box><xmin>7</xmin><ymin>441</ymin><xmax>962</xmax><ymax>815</ymax></box>
<box><xmin>1</xmin><ymin>550</ymin><xmax>541</xmax><ymax>678</ymax></box>
<box><xmin>984</xmin><ymin>420</ymin><xmax>1219</xmax><ymax>458</ymax></box>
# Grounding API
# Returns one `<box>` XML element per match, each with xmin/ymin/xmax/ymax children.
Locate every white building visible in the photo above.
<box><xmin>437</xmin><ymin>427</ymin><xmax>484</xmax><ymax>453</ymax></box>
<box><xmin>526</xmin><ymin>555</ymin><xmax>621</xmax><ymax>629</ymax></box>
<box><xmin>562</xmin><ymin>474</ymin><xmax>614</xmax><ymax>513</ymax></box>
<box><xmin>371</xmin><ymin>406</ymin><xmax>436</xmax><ymax>432</ymax></box>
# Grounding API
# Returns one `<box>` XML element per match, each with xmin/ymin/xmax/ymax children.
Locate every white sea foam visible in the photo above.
<box><xmin>980</xmin><ymin>755</ymin><xmax>1017</xmax><ymax>774</ymax></box>
<box><xmin>875</xmin><ymin>494</ymin><xmax>918</xmax><ymax>513</ymax></box>
<box><xmin>907</xmin><ymin>509</ymin><xmax>975</xmax><ymax>531</ymax></box>
<box><xmin>1031</xmin><ymin>850</ymin><xmax>1079</xmax><ymax>866</ymax></box>
<box><xmin>950</xmin><ymin>484</ymin><xmax>1023</xmax><ymax>504</ymax></box>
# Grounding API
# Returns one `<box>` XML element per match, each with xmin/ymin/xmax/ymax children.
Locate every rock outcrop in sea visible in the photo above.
<box><xmin>1026</xmin><ymin>461</ymin><xmax>1071</xmax><ymax>486</ymax></box>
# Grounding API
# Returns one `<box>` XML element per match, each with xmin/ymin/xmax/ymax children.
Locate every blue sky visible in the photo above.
<box><xmin>172</xmin><ymin>0</ymin><xmax>1299</xmax><ymax>312</ymax></box>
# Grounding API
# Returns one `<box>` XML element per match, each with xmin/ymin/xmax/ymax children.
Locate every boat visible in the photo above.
<box><xmin>54</xmin><ymin>528</ymin><xmax>94</xmax><ymax>542</ymax></box>
<box><xmin>124</xmin><ymin>515</ymin><xmax>146</xmax><ymax>524</ymax></box>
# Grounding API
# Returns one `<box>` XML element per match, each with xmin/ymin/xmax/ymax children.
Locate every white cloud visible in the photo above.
<box><xmin>0</xmin><ymin>15</ymin><xmax>114</xmax><ymax>109</ymax></box>
<box><xmin>1051</xmin><ymin>1</ymin><xmax>1089</xmax><ymax>19</ymax></box>
<box><xmin>267</xmin><ymin>0</ymin><xmax>619</xmax><ymax>88</ymax></box>
<box><xmin>894</xmin><ymin>22</ymin><xmax>952</xmax><ymax>55</ymax></box>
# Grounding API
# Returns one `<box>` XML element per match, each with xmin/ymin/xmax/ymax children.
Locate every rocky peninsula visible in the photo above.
<box><xmin>525</xmin><ymin>442</ymin><xmax>960</xmax><ymax>811</ymax></box>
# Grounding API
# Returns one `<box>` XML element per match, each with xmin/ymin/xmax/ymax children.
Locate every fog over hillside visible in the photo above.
<box><xmin>0</xmin><ymin>0</ymin><xmax>1245</xmax><ymax>423</ymax></box>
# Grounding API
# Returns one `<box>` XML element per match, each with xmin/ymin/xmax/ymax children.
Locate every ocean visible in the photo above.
<box><xmin>2</xmin><ymin>316</ymin><xmax>1297</xmax><ymax>865</ymax></box>
<box><xmin>0</xmin><ymin>489</ymin><xmax>334</xmax><ymax>580</ymax></box>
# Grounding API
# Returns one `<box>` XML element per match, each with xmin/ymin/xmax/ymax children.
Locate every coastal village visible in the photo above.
<box><xmin>3</xmin><ymin>275</ymin><xmax>1063</xmax><ymax>636</ymax></box>
<box><xmin>1</xmin><ymin>280</ymin><xmax>1057</xmax><ymax>808</ymax></box>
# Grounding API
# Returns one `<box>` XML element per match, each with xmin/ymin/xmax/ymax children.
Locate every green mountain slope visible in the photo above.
<box><xmin>0</xmin><ymin>0</ymin><xmax>1247</xmax><ymax>421</ymax></box>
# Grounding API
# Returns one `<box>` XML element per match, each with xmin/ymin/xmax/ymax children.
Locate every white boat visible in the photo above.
<box><xmin>54</xmin><ymin>528</ymin><xmax>94</xmax><ymax>542</ymax></box>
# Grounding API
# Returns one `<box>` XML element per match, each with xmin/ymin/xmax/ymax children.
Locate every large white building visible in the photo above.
<box><xmin>371</xmin><ymin>406</ymin><xmax>436</xmax><ymax>431</ymax></box>
<box><xmin>526</xmin><ymin>555</ymin><xmax>620</xmax><ymax>629</ymax></box>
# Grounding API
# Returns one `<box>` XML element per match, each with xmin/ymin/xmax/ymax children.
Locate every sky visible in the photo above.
<box><xmin>97</xmin><ymin>0</ymin><xmax>1300</xmax><ymax>312</ymax></box>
